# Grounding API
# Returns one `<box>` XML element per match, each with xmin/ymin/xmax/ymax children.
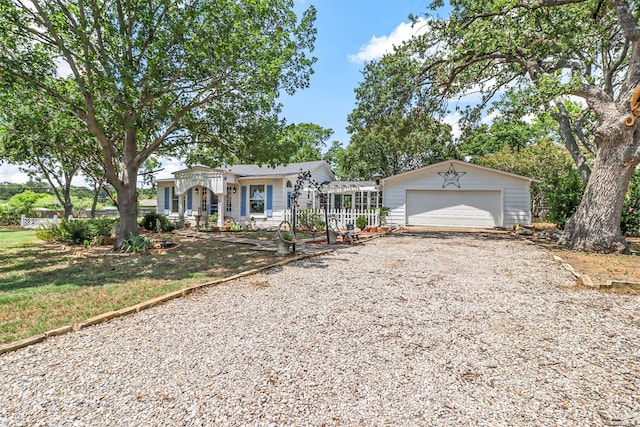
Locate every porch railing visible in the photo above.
<box><xmin>285</xmin><ymin>208</ymin><xmax>380</xmax><ymax>229</ymax></box>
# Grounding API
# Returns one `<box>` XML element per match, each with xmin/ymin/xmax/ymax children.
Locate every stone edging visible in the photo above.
<box><xmin>551</xmin><ymin>254</ymin><xmax>640</xmax><ymax>292</ymax></box>
<box><xmin>0</xmin><ymin>248</ymin><xmax>334</xmax><ymax>356</ymax></box>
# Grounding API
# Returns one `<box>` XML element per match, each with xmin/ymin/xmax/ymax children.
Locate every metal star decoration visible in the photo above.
<box><xmin>438</xmin><ymin>164</ymin><xmax>466</xmax><ymax>188</ymax></box>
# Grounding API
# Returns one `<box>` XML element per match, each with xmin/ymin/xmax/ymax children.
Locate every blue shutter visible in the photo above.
<box><xmin>210</xmin><ymin>192</ymin><xmax>215</xmax><ymax>214</ymax></box>
<box><xmin>266</xmin><ymin>185</ymin><xmax>273</xmax><ymax>217</ymax></box>
<box><xmin>240</xmin><ymin>186</ymin><xmax>247</xmax><ymax>216</ymax></box>
<box><xmin>164</xmin><ymin>187</ymin><xmax>169</xmax><ymax>211</ymax></box>
<box><xmin>187</xmin><ymin>189</ymin><xmax>192</xmax><ymax>210</ymax></box>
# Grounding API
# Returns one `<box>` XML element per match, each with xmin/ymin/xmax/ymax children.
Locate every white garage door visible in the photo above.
<box><xmin>406</xmin><ymin>190</ymin><xmax>502</xmax><ymax>228</ymax></box>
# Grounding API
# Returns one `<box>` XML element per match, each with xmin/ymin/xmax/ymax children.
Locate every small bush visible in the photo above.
<box><xmin>140</xmin><ymin>212</ymin><xmax>175</xmax><ymax>232</ymax></box>
<box><xmin>355</xmin><ymin>215</ymin><xmax>368</xmax><ymax>230</ymax></box>
<box><xmin>622</xmin><ymin>170</ymin><xmax>640</xmax><ymax>236</ymax></box>
<box><xmin>544</xmin><ymin>164</ymin><xmax>585</xmax><ymax>229</ymax></box>
<box><xmin>60</xmin><ymin>219</ymin><xmax>90</xmax><ymax>244</ymax></box>
<box><xmin>88</xmin><ymin>216</ymin><xmax>116</xmax><ymax>236</ymax></box>
<box><xmin>0</xmin><ymin>204</ymin><xmax>20</xmax><ymax>226</ymax></box>
<box><xmin>121</xmin><ymin>234</ymin><xmax>155</xmax><ymax>252</ymax></box>
<box><xmin>35</xmin><ymin>224</ymin><xmax>58</xmax><ymax>242</ymax></box>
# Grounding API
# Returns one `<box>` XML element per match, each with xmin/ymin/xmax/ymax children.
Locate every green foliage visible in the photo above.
<box><xmin>355</xmin><ymin>215</ymin><xmax>368</xmax><ymax>230</ymax></box>
<box><xmin>474</xmin><ymin>139</ymin><xmax>581</xmax><ymax>223</ymax></box>
<box><xmin>622</xmin><ymin>171</ymin><xmax>640</xmax><ymax>236</ymax></box>
<box><xmin>140</xmin><ymin>212</ymin><xmax>175</xmax><ymax>232</ymax></box>
<box><xmin>6</xmin><ymin>191</ymin><xmax>49</xmax><ymax>216</ymax></box>
<box><xmin>545</xmin><ymin>164</ymin><xmax>586</xmax><ymax>229</ymax></box>
<box><xmin>1</xmin><ymin>0</ymin><xmax>318</xmax><ymax>240</ymax></box>
<box><xmin>35</xmin><ymin>217</ymin><xmax>119</xmax><ymax>245</ymax></box>
<box><xmin>59</xmin><ymin>219</ymin><xmax>91</xmax><ymax>244</ymax></box>
<box><xmin>121</xmin><ymin>234</ymin><xmax>155</xmax><ymax>253</ymax></box>
<box><xmin>0</xmin><ymin>181</ymin><xmax>51</xmax><ymax>200</ymax></box>
<box><xmin>281</xmin><ymin>232</ymin><xmax>295</xmax><ymax>242</ymax></box>
<box><xmin>295</xmin><ymin>210</ymin><xmax>326</xmax><ymax>232</ymax></box>
<box><xmin>87</xmin><ymin>217</ymin><xmax>117</xmax><ymax>237</ymax></box>
<box><xmin>279</xmin><ymin>123</ymin><xmax>334</xmax><ymax>163</ymax></box>
<box><xmin>345</xmin><ymin>54</ymin><xmax>457</xmax><ymax>180</ymax></box>
<box><xmin>34</xmin><ymin>224</ymin><xmax>58</xmax><ymax>243</ymax></box>
<box><xmin>0</xmin><ymin>204</ymin><xmax>19</xmax><ymax>226</ymax></box>
<box><xmin>460</xmin><ymin>114</ymin><xmax>558</xmax><ymax>158</ymax></box>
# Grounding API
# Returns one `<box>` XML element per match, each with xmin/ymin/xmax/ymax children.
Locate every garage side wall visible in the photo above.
<box><xmin>383</xmin><ymin>163</ymin><xmax>532</xmax><ymax>229</ymax></box>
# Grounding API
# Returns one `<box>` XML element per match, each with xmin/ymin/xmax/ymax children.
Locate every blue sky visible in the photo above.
<box><xmin>0</xmin><ymin>0</ymin><xmax>433</xmax><ymax>184</ymax></box>
<box><xmin>282</xmin><ymin>0</ymin><xmax>430</xmax><ymax>146</ymax></box>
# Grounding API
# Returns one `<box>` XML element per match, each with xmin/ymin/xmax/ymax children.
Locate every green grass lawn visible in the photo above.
<box><xmin>0</xmin><ymin>228</ymin><xmax>281</xmax><ymax>344</ymax></box>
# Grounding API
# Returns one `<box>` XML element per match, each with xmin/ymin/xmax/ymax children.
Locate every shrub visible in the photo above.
<box><xmin>140</xmin><ymin>212</ymin><xmax>175</xmax><ymax>232</ymax></box>
<box><xmin>121</xmin><ymin>234</ymin><xmax>155</xmax><ymax>252</ymax></box>
<box><xmin>34</xmin><ymin>224</ymin><xmax>58</xmax><ymax>242</ymax></box>
<box><xmin>355</xmin><ymin>215</ymin><xmax>368</xmax><ymax>230</ymax></box>
<box><xmin>59</xmin><ymin>219</ymin><xmax>90</xmax><ymax>244</ymax></box>
<box><xmin>622</xmin><ymin>170</ymin><xmax>640</xmax><ymax>236</ymax></box>
<box><xmin>0</xmin><ymin>204</ymin><xmax>19</xmax><ymax>226</ymax></box>
<box><xmin>87</xmin><ymin>216</ymin><xmax>117</xmax><ymax>236</ymax></box>
<box><xmin>544</xmin><ymin>164</ymin><xmax>585</xmax><ymax>229</ymax></box>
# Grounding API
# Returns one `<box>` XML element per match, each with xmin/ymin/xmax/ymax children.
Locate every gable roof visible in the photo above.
<box><xmin>382</xmin><ymin>159</ymin><xmax>539</xmax><ymax>183</ymax></box>
<box><xmin>167</xmin><ymin>160</ymin><xmax>335</xmax><ymax>180</ymax></box>
<box><xmin>225</xmin><ymin>160</ymin><xmax>331</xmax><ymax>177</ymax></box>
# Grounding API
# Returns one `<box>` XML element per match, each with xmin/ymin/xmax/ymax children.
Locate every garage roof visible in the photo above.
<box><xmin>382</xmin><ymin>159</ymin><xmax>540</xmax><ymax>183</ymax></box>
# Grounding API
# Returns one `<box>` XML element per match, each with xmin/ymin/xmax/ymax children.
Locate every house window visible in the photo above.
<box><xmin>356</xmin><ymin>192</ymin><xmax>367</xmax><ymax>210</ymax></box>
<box><xmin>344</xmin><ymin>195</ymin><xmax>352</xmax><ymax>209</ymax></box>
<box><xmin>249</xmin><ymin>185</ymin><xmax>265</xmax><ymax>214</ymax></box>
<box><xmin>226</xmin><ymin>187</ymin><xmax>232</xmax><ymax>213</ymax></box>
<box><xmin>171</xmin><ymin>187</ymin><xmax>179</xmax><ymax>212</ymax></box>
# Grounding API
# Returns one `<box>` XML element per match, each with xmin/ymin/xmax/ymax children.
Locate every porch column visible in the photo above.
<box><xmin>178</xmin><ymin>194</ymin><xmax>184</xmax><ymax>216</ymax></box>
<box><xmin>218</xmin><ymin>193</ymin><xmax>225</xmax><ymax>227</ymax></box>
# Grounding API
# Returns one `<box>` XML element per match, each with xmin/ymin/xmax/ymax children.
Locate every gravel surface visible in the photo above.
<box><xmin>1</xmin><ymin>231</ymin><xmax>640</xmax><ymax>426</ymax></box>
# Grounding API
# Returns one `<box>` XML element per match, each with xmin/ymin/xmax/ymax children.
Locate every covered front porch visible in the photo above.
<box><xmin>158</xmin><ymin>167</ymin><xmax>238</xmax><ymax>228</ymax></box>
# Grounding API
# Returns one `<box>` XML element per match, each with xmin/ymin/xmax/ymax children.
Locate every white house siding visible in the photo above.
<box><xmin>237</xmin><ymin>178</ymin><xmax>283</xmax><ymax>226</ymax></box>
<box><xmin>383</xmin><ymin>161</ymin><xmax>534</xmax><ymax>229</ymax></box>
<box><xmin>156</xmin><ymin>181</ymin><xmax>172</xmax><ymax>214</ymax></box>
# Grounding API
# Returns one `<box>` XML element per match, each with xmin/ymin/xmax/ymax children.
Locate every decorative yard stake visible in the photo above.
<box><xmin>290</xmin><ymin>170</ymin><xmax>331</xmax><ymax>253</ymax></box>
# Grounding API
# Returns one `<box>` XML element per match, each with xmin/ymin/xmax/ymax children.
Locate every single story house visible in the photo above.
<box><xmin>382</xmin><ymin>159</ymin><xmax>537</xmax><ymax>229</ymax></box>
<box><xmin>155</xmin><ymin>160</ymin><xmax>338</xmax><ymax>227</ymax></box>
<box><xmin>155</xmin><ymin>159</ymin><xmax>535</xmax><ymax>230</ymax></box>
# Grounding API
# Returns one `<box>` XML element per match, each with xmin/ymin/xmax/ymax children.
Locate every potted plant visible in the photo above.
<box><xmin>224</xmin><ymin>218</ymin><xmax>233</xmax><ymax>231</ymax></box>
<box><xmin>210</xmin><ymin>213</ymin><xmax>218</xmax><ymax>225</ymax></box>
<box><xmin>274</xmin><ymin>220</ymin><xmax>296</xmax><ymax>255</ymax></box>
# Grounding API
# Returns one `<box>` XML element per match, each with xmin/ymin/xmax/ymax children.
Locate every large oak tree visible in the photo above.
<box><xmin>392</xmin><ymin>0</ymin><xmax>640</xmax><ymax>253</ymax></box>
<box><xmin>345</xmin><ymin>54</ymin><xmax>456</xmax><ymax>181</ymax></box>
<box><xmin>0</xmin><ymin>0</ymin><xmax>316</xmax><ymax>246</ymax></box>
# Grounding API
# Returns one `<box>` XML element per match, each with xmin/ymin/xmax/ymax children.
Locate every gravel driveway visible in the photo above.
<box><xmin>1</xmin><ymin>231</ymin><xmax>639</xmax><ymax>426</ymax></box>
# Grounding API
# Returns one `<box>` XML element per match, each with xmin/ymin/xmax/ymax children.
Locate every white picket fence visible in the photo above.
<box><xmin>285</xmin><ymin>208</ymin><xmax>380</xmax><ymax>229</ymax></box>
<box><xmin>21</xmin><ymin>214</ymin><xmax>59</xmax><ymax>229</ymax></box>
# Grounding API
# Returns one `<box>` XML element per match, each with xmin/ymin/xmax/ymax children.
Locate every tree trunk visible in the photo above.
<box><xmin>63</xmin><ymin>203</ymin><xmax>73</xmax><ymax>219</ymax></box>
<box><xmin>116</xmin><ymin>181</ymin><xmax>139</xmax><ymax>249</ymax></box>
<box><xmin>559</xmin><ymin>138</ymin><xmax>638</xmax><ymax>253</ymax></box>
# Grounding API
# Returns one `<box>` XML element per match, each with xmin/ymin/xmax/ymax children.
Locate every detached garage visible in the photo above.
<box><xmin>383</xmin><ymin>160</ymin><xmax>536</xmax><ymax>229</ymax></box>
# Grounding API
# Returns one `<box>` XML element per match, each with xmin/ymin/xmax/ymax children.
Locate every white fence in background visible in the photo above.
<box><xmin>285</xmin><ymin>208</ymin><xmax>380</xmax><ymax>229</ymax></box>
<box><xmin>21</xmin><ymin>214</ymin><xmax>59</xmax><ymax>229</ymax></box>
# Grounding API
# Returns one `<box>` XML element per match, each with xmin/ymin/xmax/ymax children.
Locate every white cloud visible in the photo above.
<box><xmin>442</xmin><ymin>111</ymin><xmax>462</xmax><ymax>140</ymax></box>
<box><xmin>481</xmin><ymin>110</ymin><xmax>501</xmax><ymax>125</ymax></box>
<box><xmin>0</xmin><ymin>163</ymin><xmax>29</xmax><ymax>184</ymax></box>
<box><xmin>155</xmin><ymin>157</ymin><xmax>185</xmax><ymax>180</ymax></box>
<box><xmin>349</xmin><ymin>18</ymin><xmax>429</xmax><ymax>63</ymax></box>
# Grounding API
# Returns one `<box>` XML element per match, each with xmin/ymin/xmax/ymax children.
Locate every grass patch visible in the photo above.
<box><xmin>0</xmin><ymin>229</ymin><xmax>281</xmax><ymax>343</ymax></box>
